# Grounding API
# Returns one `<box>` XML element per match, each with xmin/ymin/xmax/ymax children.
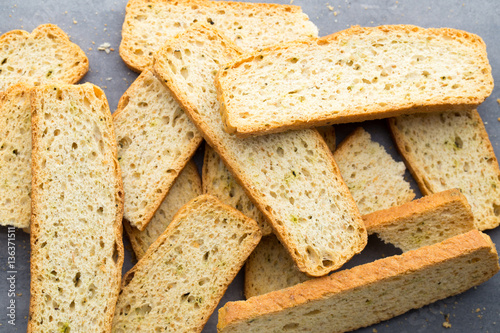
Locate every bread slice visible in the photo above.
<box><xmin>220</xmin><ymin>230</ymin><xmax>499</xmax><ymax>333</ymax></box>
<box><xmin>28</xmin><ymin>83</ymin><xmax>124</xmax><ymax>332</ymax></box>
<box><xmin>334</xmin><ymin>127</ymin><xmax>415</xmax><ymax>215</ymax></box>
<box><xmin>215</xmin><ymin>25</ymin><xmax>493</xmax><ymax>137</ymax></box>
<box><xmin>0</xmin><ymin>83</ymin><xmax>32</xmax><ymax>229</ymax></box>
<box><xmin>114</xmin><ymin>68</ymin><xmax>203</xmax><ymax>230</ymax></box>
<box><xmin>316</xmin><ymin>125</ymin><xmax>336</xmax><ymax>152</ymax></box>
<box><xmin>153</xmin><ymin>23</ymin><xmax>367</xmax><ymax>277</ymax></box>
<box><xmin>245</xmin><ymin>189</ymin><xmax>475</xmax><ymax>298</ymax></box>
<box><xmin>203</xmin><ymin>144</ymin><xmax>272</xmax><ymax>236</ymax></box>
<box><xmin>120</xmin><ymin>0</ymin><xmax>318</xmax><ymax>72</ymax></box>
<box><xmin>364</xmin><ymin>189</ymin><xmax>475</xmax><ymax>252</ymax></box>
<box><xmin>389</xmin><ymin>109</ymin><xmax>500</xmax><ymax>230</ymax></box>
<box><xmin>124</xmin><ymin>160</ymin><xmax>202</xmax><ymax>260</ymax></box>
<box><xmin>0</xmin><ymin>24</ymin><xmax>88</xmax><ymax>92</ymax></box>
<box><xmin>245</xmin><ymin>234</ymin><xmax>310</xmax><ymax>299</ymax></box>
<box><xmin>112</xmin><ymin>194</ymin><xmax>261</xmax><ymax>332</ymax></box>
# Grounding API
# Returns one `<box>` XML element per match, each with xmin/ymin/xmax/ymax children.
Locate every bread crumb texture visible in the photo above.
<box><xmin>125</xmin><ymin>161</ymin><xmax>202</xmax><ymax>260</ymax></box>
<box><xmin>29</xmin><ymin>83</ymin><xmax>123</xmax><ymax>332</ymax></box>
<box><xmin>334</xmin><ymin>127</ymin><xmax>414</xmax><ymax>215</ymax></box>
<box><xmin>203</xmin><ymin>144</ymin><xmax>272</xmax><ymax>236</ymax></box>
<box><xmin>390</xmin><ymin>109</ymin><xmax>500</xmax><ymax>230</ymax></box>
<box><xmin>153</xmin><ymin>24</ymin><xmax>367</xmax><ymax>276</ymax></box>
<box><xmin>120</xmin><ymin>0</ymin><xmax>318</xmax><ymax>71</ymax></box>
<box><xmin>216</xmin><ymin>25</ymin><xmax>493</xmax><ymax>136</ymax></box>
<box><xmin>114</xmin><ymin>68</ymin><xmax>202</xmax><ymax>230</ymax></box>
<box><xmin>0</xmin><ymin>83</ymin><xmax>32</xmax><ymax>228</ymax></box>
<box><xmin>0</xmin><ymin>24</ymin><xmax>88</xmax><ymax>92</ymax></box>
<box><xmin>113</xmin><ymin>195</ymin><xmax>261</xmax><ymax>332</ymax></box>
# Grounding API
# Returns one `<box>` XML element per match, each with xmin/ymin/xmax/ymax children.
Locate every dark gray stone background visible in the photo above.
<box><xmin>0</xmin><ymin>0</ymin><xmax>499</xmax><ymax>332</ymax></box>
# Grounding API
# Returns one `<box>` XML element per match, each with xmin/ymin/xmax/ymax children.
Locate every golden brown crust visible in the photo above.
<box><xmin>28</xmin><ymin>84</ymin><xmax>123</xmax><ymax>333</ymax></box>
<box><xmin>215</xmin><ymin>25</ymin><xmax>492</xmax><ymax>137</ymax></box>
<box><xmin>362</xmin><ymin>188</ymin><xmax>471</xmax><ymax>231</ymax></box>
<box><xmin>113</xmin><ymin>68</ymin><xmax>203</xmax><ymax>231</ymax></box>
<box><xmin>218</xmin><ymin>230</ymin><xmax>499</xmax><ymax>331</ymax></box>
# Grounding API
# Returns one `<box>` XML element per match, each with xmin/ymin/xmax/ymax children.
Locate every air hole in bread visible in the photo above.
<box><xmin>56</xmin><ymin>89</ymin><xmax>63</xmax><ymax>100</ymax></box>
<box><xmin>97</xmin><ymin>207</ymin><xmax>103</xmax><ymax>215</ymax></box>
<box><xmin>71</xmin><ymin>142</ymin><xmax>78</xmax><ymax>149</ymax></box>
<box><xmin>123</xmin><ymin>272</ymin><xmax>135</xmax><ymax>287</ymax></box>
<box><xmin>322</xmin><ymin>259</ymin><xmax>334</xmax><ymax>267</ymax></box>
<box><xmin>305</xmin><ymin>309</ymin><xmax>322</xmax><ymax>316</ymax></box>
<box><xmin>73</xmin><ymin>272</ymin><xmax>81</xmax><ymax>287</ymax></box>
<box><xmin>181</xmin><ymin>292</ymin><xmax>190</xmax><ymax>302</ymax></box>
<box><xmin>54</xmin><ymin>129</ymin><xmax>60</xmax><ymax>136</ymax></box>
<box><xmin>455</xmin><ymin>136</ymin><xmax>463</xmax><ymax>149</ymax></box>
<box><xmin>283</xmin><ymin>323</ymin><xmax>300</xmax><ymax>330</ymax></box>
<box><xmin>493</xmin><ymin>203</ymin><xmax>500</xmax><ymax>216</ymax></box>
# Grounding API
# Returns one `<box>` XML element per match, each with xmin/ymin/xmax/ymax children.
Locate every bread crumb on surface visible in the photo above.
<box><xmin>496</xmin><ymin>98</ymin><xmax>500</xmax><ymax>105</ymax></box>
<box><xmin>443</xmin><ymin>321</ymin><xmax>452</xmax><ymax>328</ymax></box>
<box><xmin>98</xmin><ymin>42</ymin><xmax>112</xmax><ymax>53</ymax></box>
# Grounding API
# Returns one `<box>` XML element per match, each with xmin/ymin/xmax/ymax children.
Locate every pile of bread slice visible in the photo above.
<box><xmin>1</xmin><ymin>0</ymin><xmax>499</xmax><ymax>332</ymax></box>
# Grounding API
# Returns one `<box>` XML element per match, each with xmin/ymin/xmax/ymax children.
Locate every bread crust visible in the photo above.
<box><xmin>218</xmin><ymin>230</ymin><xmax>499</xmax><ymax>333</ymax></box>
<box><xmin>153</xmin><ymin>24</ymin><xmax>367</xmax><ymax>277</ymax></box>
<box><xmin>215</xmin><ymin>25</ymin><xmax>493</xmax><ymax>137</ymax></box>
<box><xmin>28</xmin><ymin>83</ymin><xmax>124</xmax><ymax>333</ymax></box>
<box><xmin>0</xmin><ymin>24</ymin><xmax>88</xmax><ymax>91</ymax></box>
<box><xmin>113</xmin><ymin>68</ymin><xmax>203</xmax><ymax>231</ymax></box>
<box><xmin>119</xmin><ymin>0</ymin><xmax>317</xmax><ymax>72</ymax></box>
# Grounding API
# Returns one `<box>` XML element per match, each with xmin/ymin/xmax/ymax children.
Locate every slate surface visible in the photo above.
<box><xmin>0</xmin><ymin>0</ymin><xmax>499</xmax><ymax>332</ymax></box>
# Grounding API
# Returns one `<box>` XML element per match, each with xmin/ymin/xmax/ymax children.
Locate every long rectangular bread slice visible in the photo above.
<box><xmin>0</xmin><ymin>24</ymin><xmax>88</xmax><ymax>92</ymax></box>
<box><xmin>203</xmin><ymin>144</ymin><xmax>272</xmax><ymax>236</ymax></box>
<box><xmin>125</xmin><ymin>160</ymin><xmax>202</xmax><ymax>260</ymax></box>
<box><xmin>114</xmin><ymin>68</ymin><xmax>203</xmax><ymax>230</ymax></box>
<box><xmin>221</xmin><ymin>230</ymin><xmax>499</xmax><ymax>333</ymax></box>
<box><xmin>0</xmin><ymin>82</ymin><xmax>32</xmax><ymax>228</ymax></box>
<box><xmin>389</xmin><ymin>109</ymin><xmax>500</xmax><ymax>230</ymax></box>
<box><xmin>245</xmin><ymin>189</ymin><xmax>476</xmax><ymax>298</ymax></box>
<box><xmin>334</xmin><ymin>127</ymin><xmax>414</xmax><ymax>215</ymax></box>
<box><xmin>29</xmin><ymin>83</ymin><xmax>124</xmax><ymax>332</ymax></box>
<box><xmin>215</xmin><ymin>25</ymin><xmax>493</xmax><ymax>137</ymax></box>
<box><xmin>120</xmin><ymin>0</ymin><xmax>318</xmax><ymax>72</ymax></box>
<box><xmin>153</xmin><ymin>23</ymin><xmax>367</xmax><ymax>277</ymax></box>
<box><xmin>112</xmin><ymin>194</ymin><xmax>261</xmax><ymax>332</ymax></box>
<box><xmin>365</xmin><ymin>189</ymin><xmax>475</xmax><ymax>252</ymax></box>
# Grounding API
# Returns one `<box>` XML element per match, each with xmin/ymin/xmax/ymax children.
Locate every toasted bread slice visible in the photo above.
<box><xmin>245</xmin><ymin>189</ymin><xmax>476</xmax><ymax>298</ymax></box>
<box><xmin>28</xmin><ymin>83</ymin><xmax>124</xmax><ymax>332</ymax></box>
<box><xmin>365</xmin><ymin>189</ymin><xmax>475</xmax><ymax>251</ymax></box>
<box><xmin>334</xmin><ymin>127</ymin><xmax>415</xmax><ymax>215</ymax></box>
<box><xmin>112</xmin><ymin>195</ymin><xmax>261</xmax><ymax>332</ymax></box>
<box><xmin>216</xmin><ymin>25</ymin><xmax>493</xmax><ymax>137</ymax></box>
<box><xmin>0</xmin><ymin>83</ymin><xmax>32</xmax><ymax>229</ymax></box>
<box><xmin>120</xmin><ymin>0</ymin><xmax>318</xmax><ymax>72</ymax></box>
<box><xmin>389</xmin><ymin>109</ymin><xmax>500</xmax><ymax>230</ymax></box>
<box><xmin>114</xmin><ymin>68</ymin><xmax>203</xmax><ymax>230</ymax></box>
<box><xmin>221</xmin><ymin>230</ymin><xmax>499</xmax><ymax>332</ymax></box>
<box><xmin>0</xmin><ymin>24</ymin><xmax>88</xmax><ymax>92</ymax></box>
<box><xmin>124</xmin><ymin>160</ymin><xmax>202</xmax><ymax>260</ymax></box>
<box><xmin>203</xmin><ymin>144</ymin><xmax>272</xmax><ymax>236</ymax></box>
<box><xmin>153</xmin><ymin>23</ymin><xmax>367</xmax><ymax>277</ymax></box>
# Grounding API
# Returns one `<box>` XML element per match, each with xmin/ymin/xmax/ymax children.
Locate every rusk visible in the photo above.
<box><xmin>334</xmin><ymin>127</ymin><xmax>414</xmax><ymax>215</ymax></box>
<box><xmin>220</xmin><ymin>230</ymin><xmax>499</xmax><ymax>333</ymax></box>
<box><xmin>0</xmin><ymin>83</ymin><xmax>32</xmax><ymax>228</ymax></box>
<box><xmin>112</xmin><ymin>195</ymin><xmax>261</xmax><ymax>333</ymax></box>
<box><xmin>389</xmin><ymin>109</ymin><xmax>500</xmax><ymax>230</ymax></box>
<box><xmin>29</xmin><ymin>83</ymin><xmax>124</xmax><ymax>332</ymax></box>
<box><xmin>216</xmin><ymin>25</ymin><xmax>493</xmax><ymax>137</ymax></box>
<box><xmin>114</xmin><ymin>68</ymin><xmax>202</xmax><ymax>230</ymax></box>
<box><xmin>0</xmin><ymin>24</ymin><xmax>88</xmax><ymax>92</ymax></box>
